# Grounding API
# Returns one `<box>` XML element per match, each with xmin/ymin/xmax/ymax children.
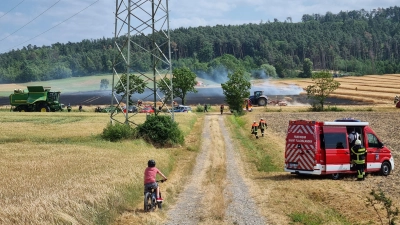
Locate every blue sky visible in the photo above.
<box><xmin>0</xmin><ymin>0</ymin><xmax>398</xmax><ymax>53</ymax></box>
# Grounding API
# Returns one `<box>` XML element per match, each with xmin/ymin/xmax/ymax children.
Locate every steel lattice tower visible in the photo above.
<box><xmin>110</xmin><ymin>0</ymin><xmax>173</xmax><ymax>125</ymax></box>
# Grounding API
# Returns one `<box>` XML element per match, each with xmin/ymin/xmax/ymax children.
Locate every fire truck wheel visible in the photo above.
<box><xmin>380</xmin><ymin>161</ymin><xmax>391</xmax><ymax>176</ymax></box>
<box><xmin>331</xmin><ymin>173</ymin><xmax>340</xmax><ymax>180</ymax></box>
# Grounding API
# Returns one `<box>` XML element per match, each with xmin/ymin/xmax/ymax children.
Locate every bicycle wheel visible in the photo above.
<box><xmin>144</xmin><ymin>193</ymin><xmax>152</xmax><ymax>212</ymax></box>
<box><xmin>157</xmin><ymin>192</ymin><xmax>162</xmax><ymax>210</ymax></box>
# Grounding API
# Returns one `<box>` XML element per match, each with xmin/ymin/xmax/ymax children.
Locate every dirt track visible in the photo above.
<box><xmin>164</xmin><ymin>114</ymin><xmax>267</xmax><ymax>225</ymax></box>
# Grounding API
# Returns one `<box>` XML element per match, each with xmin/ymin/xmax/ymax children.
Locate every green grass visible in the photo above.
<box><xmin>227</xmin><ymin>115</ymin><xmax>281</xmax><ymax>172</ymax></box>
<box><xmin>289</xmin><ymin>209</ymin><xmax>353</xmax><ymax>225</ymax></box>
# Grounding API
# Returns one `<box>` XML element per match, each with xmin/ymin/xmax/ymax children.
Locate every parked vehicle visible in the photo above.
<box><xmin>173</xmin><ymin>105</ymin><xmax>192</xmax><ymax>112</ymax></box>
<box><xmin>284</xmin><ymin>118</ymin><xmax>394</xmax><ymax>179</ymax></box>
<box><xmin>128</xmin><ymin>105</ymin><xmax>138</xmax><ymax>113</ymax></box>
<box><xmin>101</xmin><ymin>105</ymin><xmax>122</xmax><ymax>113</ymax></box>
<box><xmin>9</xmin><ymin>86</ymin><xmax>63</xmax><ymax>112</ymax></box>
<box><xmin>140</xmin><ymin>106</ymin><xmax>155</xmax><ymax>113</ymax></box>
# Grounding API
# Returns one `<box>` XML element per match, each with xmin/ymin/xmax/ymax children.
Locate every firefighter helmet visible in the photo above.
<box><xmin>148</xmin><ymin>159</ymin><xmax>156</xmax><ymax>167</ymax></box>
<box><xmin>355</xmin><ymin>140</ymin><xmax>361</xmax><ymax>145</ymax></box>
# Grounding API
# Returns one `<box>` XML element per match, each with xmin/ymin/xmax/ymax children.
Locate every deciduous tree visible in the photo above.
<box><xmin>221</xmin><ymin>69</ymin><xmax>251</xmax><ymax>114</ymax></box>
<box><xmin>115</xmin><ymin>74</ymin><xmax>147</xmax><ymax>103</ymax></box>
<box><xmin>157</xmin><ymin>67</ymin><xmax>197</xmax><ymax>105</ymax></box>
<box><xmin>100</xmin><ymin>79</ymin><xmax>110</xmax><ymax>90</ymax></box>
<box><xmin>305</xmin><ymin>71</ymin><xmax>340</xmax><ymax>111</ymax></box>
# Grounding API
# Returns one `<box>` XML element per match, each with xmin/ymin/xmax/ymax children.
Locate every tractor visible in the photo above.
<box><xmin>249</xmin><ymin>91</ymin><xmax>268</xmax><ymax>106</ymax></box>
<box><xmin>9</xmin><ymin>86</ymin><xmax>63</xmax><ymax>112</ymax></box>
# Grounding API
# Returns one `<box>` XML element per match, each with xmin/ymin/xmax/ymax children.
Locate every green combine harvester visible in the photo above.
<box><xmin>9</xmin><ymin>86</ymin><xmax>63</xmax><ymax>112</ymax></box>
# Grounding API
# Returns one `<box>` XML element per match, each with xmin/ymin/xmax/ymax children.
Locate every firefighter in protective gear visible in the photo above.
<box><xmin>351</xmin><ymin>139</ymin><xmax>367</xmax><ymax>180</ymax></box>
<box><xmin>258</xmin><ymin>118</ymin><xmax>267</xmax><ymax>137</ymax></box>
<box><xmin>251</xmin><ymin>121</ymin><xmax>259</xmax><ymax>139</ymax></box>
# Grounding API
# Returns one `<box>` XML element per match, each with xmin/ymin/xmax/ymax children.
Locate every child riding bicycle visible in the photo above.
<box><xmin>144</xmin><ymin>159</ymin><xmax>167</xmax><ymax>202</ymax></box>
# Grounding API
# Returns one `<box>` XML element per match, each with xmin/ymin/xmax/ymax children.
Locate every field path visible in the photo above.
<box><xmin>164</xmin><ymin>114</ymin><xmax>267</xmax><ymax>225</ymax></box>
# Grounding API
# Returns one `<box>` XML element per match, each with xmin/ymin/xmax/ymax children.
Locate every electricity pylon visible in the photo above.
<box><xmin>110</xmin><ymin>0</ymin><xmax>173</xmax><ymax>125</ymax></box>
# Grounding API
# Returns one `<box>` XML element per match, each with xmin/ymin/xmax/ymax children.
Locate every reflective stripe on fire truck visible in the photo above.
<box><xmin>286</xmin><ymin>124</ymin><xmax>317</xmax><ymax>171</ymax></box>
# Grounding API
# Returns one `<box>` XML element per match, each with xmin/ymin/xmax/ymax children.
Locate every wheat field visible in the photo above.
<box><xmin>270</xmin><ymin>74</ymin><xmax>400</xmax><ymax>105</ymax></box>
<box><xmin>0</xmin><ymin>112</ymin><xmax>199</xmax><ymax>224</ymax></box>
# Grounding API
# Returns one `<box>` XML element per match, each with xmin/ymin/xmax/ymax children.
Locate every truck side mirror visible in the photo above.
<box><xmin>378</xmin><ymin>142</ymin><xmax>384</xmax><ymax>148</ymax></box>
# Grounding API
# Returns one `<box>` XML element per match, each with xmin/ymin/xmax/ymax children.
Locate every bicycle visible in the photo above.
<box><xmin>144</xmin><ymin>179</ymin><xmax>166</xmax><ymax>212</ymax></box>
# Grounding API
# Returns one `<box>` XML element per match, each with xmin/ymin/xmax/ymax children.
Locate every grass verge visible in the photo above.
<box><xmin>227</xmin><ymin>115</ymin><xmax>280</xmax><ymax>172</ymax></box>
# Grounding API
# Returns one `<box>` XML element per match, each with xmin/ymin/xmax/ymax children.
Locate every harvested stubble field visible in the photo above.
<box><xmin>235</xmin><ymin>107</ymin><xmax>400</xmax><ymax>225</ymax></box>
<box><xmin>270</xmin><ymin>74</ymin><xmax>400</xmax><ymax>105</ymax></box>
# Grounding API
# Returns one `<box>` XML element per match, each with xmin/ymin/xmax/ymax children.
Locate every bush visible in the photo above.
<box><xmin>233</xmin><ymin>110</ymin><xmax>246</xmax><ymax>117</ymax></box>
<box><xmin>136</xmin><ymin>115</ymin><xmax>184</xmax><ymax>146</ymax></box>
<box><xmin>196</xmin><ymin>104</ymin><xmax>204</xmax><ymax>112</ymax></box>
<box><xmin>325</xmin><ymin>105</ymin><xmax>345</xmax><ymax>112</ymax></box>
<box><xmin>101</xmin><ymin>122</ymin><xmax>135</xmax><ymax>142</ymax></box>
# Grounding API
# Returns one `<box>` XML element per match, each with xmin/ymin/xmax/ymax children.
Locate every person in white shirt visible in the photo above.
<box><xmin>348</xmin><ymin>129</ymin><xmax>360</xmax><ymax>147</ymax></box>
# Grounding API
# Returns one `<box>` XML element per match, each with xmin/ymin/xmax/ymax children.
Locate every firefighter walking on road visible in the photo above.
<box><xmin>258</xmin><ymin>118</ymin><xmax>267</xmax><ymax>137</ymax></box>
<box><xmin>251</xmin><ymin>121</ymin><xmax>259</xmax><ymax>139</ymax></box>
<box><xmin>351</xmin><ymin>139</ymin><xmax>367</xmax><ymax>180</ymax></box>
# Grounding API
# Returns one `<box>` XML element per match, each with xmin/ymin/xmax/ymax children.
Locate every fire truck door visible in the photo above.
<box><xmin>365</xmin><ymin>132</ymin><xmax>382</xmax><ymax>172</ymax></box>
<box><xmin>322</xmin><ymin>126</ymin><xmax>351</xmax><ymax>172</ymax></box>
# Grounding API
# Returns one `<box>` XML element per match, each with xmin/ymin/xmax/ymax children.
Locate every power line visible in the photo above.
<box><xmin>3</xmin><ymin>0</ymin><xmax>100</xmax><ymax>52</ymax></box>
<box><xmin>0</xmin><ymin>0</ymin><xmax>62</xmax><ymax>42</ymax></box>
<box><xmin>0</xmin><ymin>0</ymin><xmax>26</xmax><ymax>20</ymax></box>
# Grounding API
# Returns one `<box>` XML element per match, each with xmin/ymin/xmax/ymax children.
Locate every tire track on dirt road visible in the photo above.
<box><xmin>219</xmin><ymin>117</ymin><xmax>267</xmax><ymax>225</ymax></box>
<box><xmin>164</xmin><ymin>114</ymin><xmax>267</xmax><ymax>225</ymax></box>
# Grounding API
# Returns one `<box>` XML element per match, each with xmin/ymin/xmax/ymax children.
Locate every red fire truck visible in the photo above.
<box><xmin>284</xmin><ymin>119</ymin><xmax>395</xmax><ymax>179</ymax></box>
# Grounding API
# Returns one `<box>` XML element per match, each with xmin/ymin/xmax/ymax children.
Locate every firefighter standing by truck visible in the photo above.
<box><xmin>351</xmin><ymin>139</ymin><xmax>367</xmax><ymax>180</ymax></box>
<box><xmin>258</xmin><ymin>118</ymin><xmax>267</xmax><ymax>137</ymax></box>
<box><xmin>251</xmin><ymin>121</ymin><xmax>259</xmax><ymax>139</ymax></box>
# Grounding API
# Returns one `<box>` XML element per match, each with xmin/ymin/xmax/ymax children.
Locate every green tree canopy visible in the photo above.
<box><xmin>115</xmin><ymin>73</ymin><xmax>147</xmax><ymax>103</ymax></box>
<box><xmin>260</xmin><ymin>63</ymin><xmax>277</xmax><ymax>78</ymax></box>
<box><xmin>158</xmin><ymin>67</ymin><xmax>198</xmax><ymax>105</ymax></box>
<box><xmin>305</xmin><ymin>70</ymin><xmax>340</xmax><ymax>111</ymax></box>
<box><xmin>299</xmin><ymin>58</ymin><xmax>313</xmax><ymax>78</ymax></box>
<box><xmin>221</xmin><ymin>69</ymin><xmax>251</xmax><ymax>114</ymax></box>
<box><xmin>100</xmin><ymin>78</ymin><xmax>110</xmax><ymax>90</ymax></box>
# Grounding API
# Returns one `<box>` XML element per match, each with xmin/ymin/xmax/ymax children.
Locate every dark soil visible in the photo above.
<box><xmin>0</xmin><ymin>89</ymin><xmax>363</xmax><ymax>106</ymax></box>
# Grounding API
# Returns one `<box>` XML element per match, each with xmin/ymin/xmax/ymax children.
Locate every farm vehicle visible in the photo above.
<box><xmin>248</xmin><ymin>91</ymin><xmax>268</xmax><ymax>106</ymax></box>
<box><xmin>9</xmin><ymin>86</ymin><xmax>63</xmax><ymax>112</ymax></box>
<box><xmin>269</xmin><ymin>99</ymin><xmax>288</xmax><ymax>106</ymax></box>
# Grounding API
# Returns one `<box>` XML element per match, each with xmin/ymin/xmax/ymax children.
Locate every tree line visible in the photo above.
<box><xmin>1</xmin><ymin>6</ymin><xmax>400</xmax><ymax>83</ymax></box>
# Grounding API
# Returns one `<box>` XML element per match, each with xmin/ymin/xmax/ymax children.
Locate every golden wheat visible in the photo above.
<box><xmin>0</xmin><ymin>111</ymin><xmax>198</xmax><ymax>224</ymax></box>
